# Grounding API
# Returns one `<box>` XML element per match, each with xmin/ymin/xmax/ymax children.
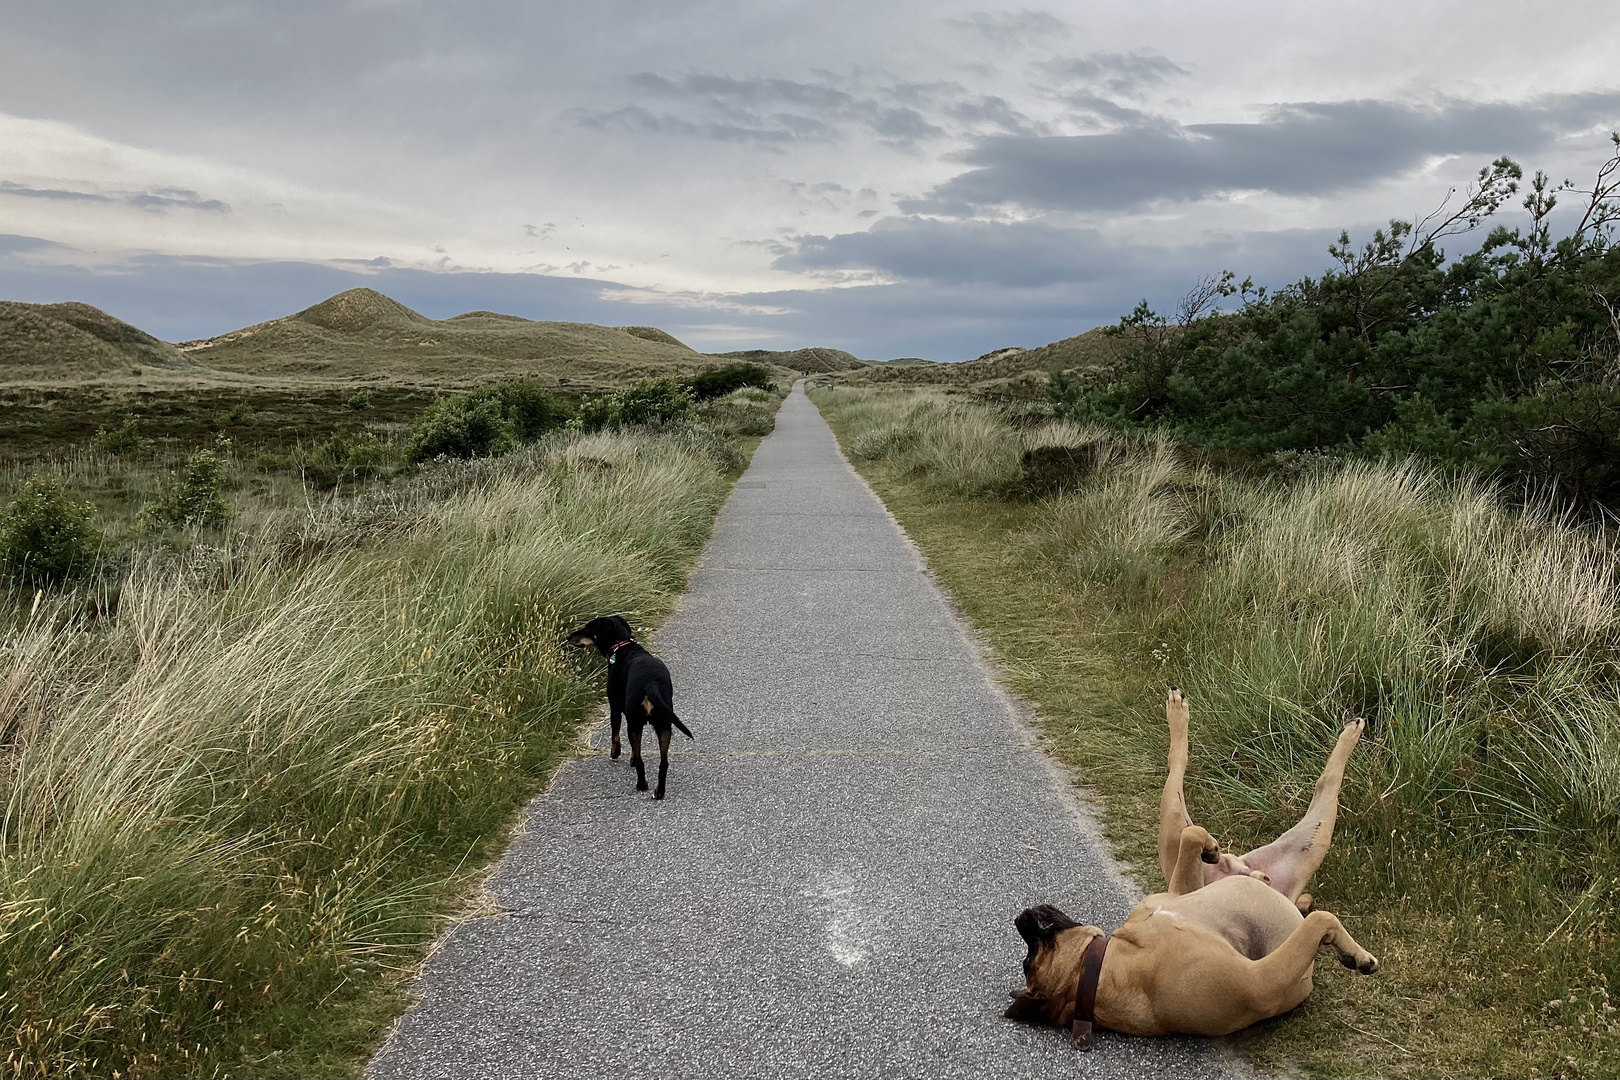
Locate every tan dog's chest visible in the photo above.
<box><xmin>1096</xmin><ymin>877</ymin><xmax>1315</xmax><ymax>1037</ymax></box>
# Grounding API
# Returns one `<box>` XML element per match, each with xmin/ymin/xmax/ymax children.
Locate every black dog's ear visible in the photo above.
<box><xmin>605</xmin><ymin>615</ymin><xmax>635</xmax><ymax>642</ymax></box>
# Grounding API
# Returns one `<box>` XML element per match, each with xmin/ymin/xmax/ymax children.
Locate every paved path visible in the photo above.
<box><xmin>371</xmin><ymin>385</ymin><xmax>1225</xmax><ymax>1079</ymax></box>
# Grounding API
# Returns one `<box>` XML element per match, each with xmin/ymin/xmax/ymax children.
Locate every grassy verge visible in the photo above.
<box><xmin>813</xmin><ymin>386</ymin><xmax>1619</xmax><ymax>1079</ymax></box>
<box><xmin>0</xmin><ymin>411</ymin><xmax>769</xmax><ymax>1078</ymax></box>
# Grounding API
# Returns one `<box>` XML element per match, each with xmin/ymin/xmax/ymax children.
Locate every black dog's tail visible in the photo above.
<box><xmin>644</xmin><ymin>683</ymin><xmax>694</xmax><ymax>740</ymax></box>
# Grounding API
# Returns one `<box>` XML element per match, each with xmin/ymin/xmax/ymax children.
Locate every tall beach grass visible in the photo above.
<box><xmin>0</xmin><ymin>424</ymin><xmax>737</xmax><ymax>1078</ymax></box>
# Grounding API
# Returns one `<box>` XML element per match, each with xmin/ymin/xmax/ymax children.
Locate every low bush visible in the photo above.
<box><xmin>0</xmin><ymin>476</ymin><xmax>100</xmax><ymax>585</ymax></box>
<box><xmin>683</xmin><ymin>362</ymin><xmax>775</xmax><ymax>401</ymax></box>
<box><xmin>577</xmin><ymin>378</ymin><xmax>693</xmax><ymax>431</ymax></box>
<box><xmin>477</xmin><ymin>378</ymin><xmax>568</xmax><ymax>440</ymax></box>
<box><xmin>1055</xmin><ymin>138</ymin><xmax>1620</xmax><ymax>513</ymax></box>
<box><xmin>91</xmin><ymin>419</ymin><xmax>153</xmax><ymax>456</ymax></box>
<box><xmin>144</xmin><ymin>448</ymin><xmax>231</xmax><ymax>529</ymax></box>
<box><xmin>406</xmin><ymin>394</ymin><xmax>516</xmax><ymax>462</ymax></box>
<box><xmin>302</xmin><ymin>431</ymin><xmax>393</xmax><ymax>488</ymax></box>
<box><xmin>406</xmin><ymin>380</ymin><xmax>569</xmax><ymax>463</ymax></box>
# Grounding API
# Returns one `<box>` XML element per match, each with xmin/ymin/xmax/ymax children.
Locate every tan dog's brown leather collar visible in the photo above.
<box><xmin>1071</xmin><ymin>932</ymin><xmax>1110</xmax><ymax>1051</ymax></box>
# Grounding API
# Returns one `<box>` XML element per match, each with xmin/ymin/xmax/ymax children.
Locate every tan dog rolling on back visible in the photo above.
<box><xmin>1006</xmin><ymin>688</ymin><xmax>1377</xmax><ymax>1044</ymax></box>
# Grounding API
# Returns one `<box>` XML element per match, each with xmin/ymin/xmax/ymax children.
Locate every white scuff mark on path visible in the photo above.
<box><xmin>810</xmin><ymin>870</ymin><xmax>869</xmax><ymax>967</ymax></box>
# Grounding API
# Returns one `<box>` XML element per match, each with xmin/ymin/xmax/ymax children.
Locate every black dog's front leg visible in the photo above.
<box><xmin>607</xmin><ymin>671</ymin><xmax>624</xmax><ymax>760</ymax></box>
<box><xmin>628</xmin><ymin>717</ymin><xmax>648</xmax><ymax>791</ymax></box>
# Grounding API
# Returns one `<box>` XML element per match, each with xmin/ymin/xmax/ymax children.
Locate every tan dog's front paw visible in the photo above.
<box><xmin>1339</xmin><ymin>951</ymin><xmax>1379</xmax><ymax>975</ymax></box>
<box><xmin>1247</xmin><ymin>869</ymin><xmax>1272</xmax><ymax>885</ymax></box>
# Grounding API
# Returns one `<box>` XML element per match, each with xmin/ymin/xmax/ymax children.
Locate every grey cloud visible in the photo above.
<box><xmin>1035</xmin><ymin>52</ymin><xmax>1187</xmax><ymax>95</ymax></box>
<box><xmin>869</xmin><ymin>107</ymin><xmax>944</xmax><ymax>141</ymax></box>
<box><xmin>944</xmin><ymin>95</ymin><xmax>1046</xmax><ymax>136</ymax></box>
<box><xmin>955</xmin><ymin>10</ymin><xmax>1069</xmax><ymax>45</ymax></box>
<box><xmin>0</xmin><ymin>181</ymin><xmax>228</xmax><ymax>212</ymax></box>
<box><xmin>582</xmin><ymin>69</ymin><xmax>957</xmax><ymax>147</ymax></box>
<box><xmin>908</xmin><ymin>92</ymin><xmax>1620</xmax><ymax>214</ymax></box>
<box><xmin>0</xmin><ymin>181</ymin><xmax>112</xmax><ymax>203</ymax></box>
<box><xmin>635</xmin><ymin>73</ymin><xmax>855</xmax><ymax>112</ymax></box>
<box><xmin>125</xmin><ymin>187</ymin><xmax>230</xmax><ymax>212</ymax></box>
<box><xmin>571</xmin><ymin>104</ymin><xmax>810</xmax><ymax>147</ymax></box>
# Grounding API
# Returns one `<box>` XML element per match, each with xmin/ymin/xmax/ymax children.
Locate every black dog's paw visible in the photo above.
<box><xmin>610</xmin><ymin>742</ymin><xmax>621</xmax><ymax>760</ymax></box>
<box><xmin>654</xmin><ymin>788</ymin><xmax>665</xmax><ymax>801</ymax></box>
<box><xmin>636</xmin><ymin>779</ymin><xmax>649</xmax><ymax>791</ymax></box>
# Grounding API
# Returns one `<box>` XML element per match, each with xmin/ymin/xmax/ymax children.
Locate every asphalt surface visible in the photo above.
<box><xmin>369</xmin><ymin>384</ymin><xmax>1229</xmax><ymax>1080</ymax></box>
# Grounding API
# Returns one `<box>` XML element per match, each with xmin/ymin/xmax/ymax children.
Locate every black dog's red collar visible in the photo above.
<box><xmin>609</xmin><ymin>639</ymin><xmax>635</xmax><ymax>654</ymax></box>
<box><xmin>1071</xmin><ymin>932</ymin><xmax>1110</xmax><ymax>1051</ymax></box>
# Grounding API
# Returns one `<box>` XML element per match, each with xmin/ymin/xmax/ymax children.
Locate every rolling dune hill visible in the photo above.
<box><xmin>711</xmin><ymin>345</ymin><xmax>865</xmax><ymax>373</ymax></box>
<box><xmin>0</xmin><ymin>301</ymin><xmax>200</xmax><ymax>380</ymax></box>
<box><xmin>181</xmin><ymin>288</ymin><xmax>759</xmax><ymax>389</ymax></box>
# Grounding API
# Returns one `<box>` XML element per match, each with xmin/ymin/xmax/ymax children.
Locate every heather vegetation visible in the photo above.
<box><xmin>1051</xmin><ymin>139</ymin><xmax>1620</xmax><ymax>512</ymax></box>
<box><xmin>816</xmin><ymin>386</ymin><xmax>1620</xmax><ymax>1077</ymax></box>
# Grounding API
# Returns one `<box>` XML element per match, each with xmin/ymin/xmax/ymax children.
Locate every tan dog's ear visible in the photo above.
<box><xmin>1004</xmin><ymin>989</ymin><xmax>1045</xmax><ymax>1022</ymax></box>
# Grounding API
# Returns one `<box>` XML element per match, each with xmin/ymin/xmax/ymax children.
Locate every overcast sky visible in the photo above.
<box><xmin>2</xmin><ymin>1</ymin><xmax>1618</xmax><ymax>359</ymax></box>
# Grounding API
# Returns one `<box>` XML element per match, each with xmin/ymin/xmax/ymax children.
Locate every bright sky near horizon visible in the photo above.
<box><xmin>2</xmin><ymin>1</ymin><xmax>1618</xmax><ymax>358</ymax></box>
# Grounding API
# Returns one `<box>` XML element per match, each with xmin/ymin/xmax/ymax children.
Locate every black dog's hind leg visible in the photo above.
<box><xmin>629</xmin><ymin>716</ymin><xmax>649</xmax><ymax>791</ymax></box>
<box><xmin>654</xmin><ymin>723</ymin><xmax>673</xmax><ymax>800</ymax></box>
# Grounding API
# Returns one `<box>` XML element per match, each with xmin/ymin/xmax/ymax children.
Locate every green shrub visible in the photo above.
<box><xmin>222</xmin><ymin>402</ymin><xmax>254</xmax><ymax>425</ymax></box>
<box><xmin>475</xmin><ymin>379</ymin><xmax>568</xmax><ymax>440</ymax></box>
<box><xmin>344</xmin><ymin>391</ymin><xmax>373</xmax><ymax>412</ymax></box>
<box><xmin>406</xmin><ymin>395</ymin><xmax>516</xmax><ymax>462</ymax></box>
<box><xmin>91</xmin><ymin>419</ymin><xmax>152</xmax><ymax>456</ymax></box>
<box><xmin>145</xmin><ymin>449</ymin><xmax>231</xmax><ymax>528</ymax></box>
<box><xmin>406</xmin><ymin>381</ymin><xmax>567</xmax><ymax>463</ymax></box>
<box><xmin>683</xmin><ymin>363</ymin><xmax>775</xmax><ymax>401</ymax></box>
<box><xmin>302</xmin><ymin>431</ymin><xmax>392</xmax><ymax>488</ymax></box>
<box><xmin>578</xmin><ymin>379</ymin><xmax>693</xmax><ymax>431</ymax></box>
<box><xmin>1056</xmin><ymin>139</ymin><xmax>1620</xmax><ymax>513</ymax></box>
<box><xmin>0</xmin><ymin>476</ymin><xmax>100</xmax><ymax>585</ymax></box>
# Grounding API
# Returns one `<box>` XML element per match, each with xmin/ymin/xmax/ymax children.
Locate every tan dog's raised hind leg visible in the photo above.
<box><xmin>1158</xmin><ymin>688</ymin><xmax>1196</xmax><ymax>889</ymax></box>
<box><xmin>1240</xmin><ymin>719</ymin><xmax>1366</xmax><ymax>903</ymax></box>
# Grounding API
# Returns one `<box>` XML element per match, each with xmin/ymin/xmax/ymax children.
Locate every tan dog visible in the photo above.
<box><xmin>1005</xmin><ymin>688</ymin><xmax>1377</xmax><ymax>1045</ymax></box>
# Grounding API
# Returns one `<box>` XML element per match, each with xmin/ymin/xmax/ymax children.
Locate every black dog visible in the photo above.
<box><xmin>566</xmin><ymin>615</ymin><xmax>693</xmax><ymax>800</ymax></box>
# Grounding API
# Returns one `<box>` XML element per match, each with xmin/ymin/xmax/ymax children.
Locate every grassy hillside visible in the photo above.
<box><xmin>827</xmin><ymin>328</ymin><xmax>1121</xmax><ymax>397</ymax></box>
<box><xmin>184</xmin><ymin>288</ymin><xmax>743</xmax><ymax>389</ymax></box>
<box><xmin>0</xmin><ymin>300</ymin><xmax>200</xmax><ymax>380</ymax></box>
<box><xmin>712</xmin><ymin>345</ymin><xmax>864</xmax><ymax>373</ymax></box>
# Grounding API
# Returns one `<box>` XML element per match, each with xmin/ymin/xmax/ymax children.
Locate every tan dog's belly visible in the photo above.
<box><xmin>1095</xmin><ymin>876</ymin><xmax>1316</xmax><ymax>1037</ymax></box>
